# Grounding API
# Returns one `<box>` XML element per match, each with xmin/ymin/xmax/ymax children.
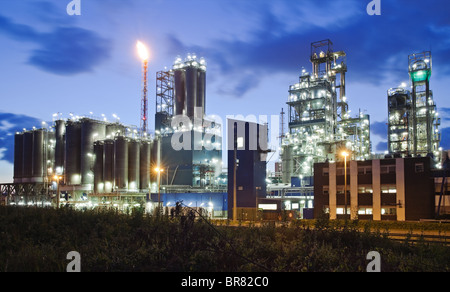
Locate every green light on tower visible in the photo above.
<box><xmin>410</xmin><ymin>69</ymin><xmax>431</xmax><ymax>83</ymax></box>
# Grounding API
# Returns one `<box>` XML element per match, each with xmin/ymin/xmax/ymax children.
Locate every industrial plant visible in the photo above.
<box><xmin>1</xmin><ymin>39</ymin><xmax>449</xmax><ymax>221</ymax></box>
<box><xmin>387</xmin><ymin>51</ymin><xmax>441</xmax><ymax>162</ymax></box>
<box><xmin>280</xmin><ymin>40</ymin><xmax>371</xmax><ymax>182</ymax></box>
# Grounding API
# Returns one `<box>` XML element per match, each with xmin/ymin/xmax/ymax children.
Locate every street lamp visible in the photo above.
<box><xmin>154</xmin><ymin>167</ymin><xmax>164</xmax><ymax>213</ymax></box>
<box><xmin>53</xmin><ymin>175</ymin><xmax>62</xmax><ymax>209</ymax></box>
<box><xmin>341</xmin><ymin>151</ymin><xmax>349</xmax><ymax>217</ymax></box>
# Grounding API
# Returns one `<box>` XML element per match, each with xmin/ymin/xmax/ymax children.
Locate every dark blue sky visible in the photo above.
<box><xmin>1</xmin><ymin>0</ymin><xmax>450</xmax><ymax>182</ymax></box>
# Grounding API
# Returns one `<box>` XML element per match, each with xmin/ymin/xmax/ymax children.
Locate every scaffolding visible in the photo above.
<box><xmin>155</xmin><ymin>70</ymin><xmax>174</xmax><ymax>134</ymax></box>
<box><xmin>388</xmin><ymin>51</ymin><xmax>441</xmax><ymax>161</ymax></box>
<box><xmin>281</xmin><ymin>40</ymin><xmax>371</xmax><ymax>182</ymax></box>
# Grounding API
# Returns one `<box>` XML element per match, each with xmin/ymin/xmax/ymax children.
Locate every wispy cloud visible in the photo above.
<box><xmin>163</xmin><ymin>0</ymin><xmax>450</xmax><ymax>98</ymax></box>
<box><xmin>0</xmin><ymin>9</ymin><xmax>112</xmax><ymax>75</ymax></box>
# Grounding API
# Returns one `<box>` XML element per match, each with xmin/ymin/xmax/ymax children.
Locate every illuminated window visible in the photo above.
<box><xmin>381</xmin><ymin>208</ymin><xmax>397</xmax><ymax>215</ymax></box>
<box><xmin>237</xmin><ymin>137</ymin><xmax>244</xmax><ymax>148</ymax></box>
<box><xmin>336</xmin><ymin>207</ymin><xmax>350</xmax><ymax>215</ymax></box>
<box><xmin>358</xmin><ymin>208</ymin><xmax>373</xmax><ymax>215</ymax></box>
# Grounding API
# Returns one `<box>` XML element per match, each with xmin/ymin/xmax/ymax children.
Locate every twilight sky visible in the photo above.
<box><xmin>1</xmin><ymin>0</ymin><xmax>450</xmax><ymax>182</ymax></box>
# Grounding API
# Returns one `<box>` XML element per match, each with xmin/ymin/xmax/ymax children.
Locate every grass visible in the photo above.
<box><xmin>0</xmin><ymin>206</ymin><xmax>449</xmax><ymax>272</ymax></box>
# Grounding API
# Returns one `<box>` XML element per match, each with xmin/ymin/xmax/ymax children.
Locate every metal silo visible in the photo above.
<box><xmin>197</xmin><ymin>69</ymin><xmax>206</xmax><ymax>118</ymax></box>
<box><xmin>106</xmin><ymin>123</ymin><xmax>126</xmax><ymax>139</ymax></box>
<box><xmin>65</xmin><ymin>121</ymin><xmax>82</xmax><ymax>185</ymax></box>
<box><xmin>32</xmin><ymin>129</ymin><xmax>45</xmax><ymax>183</ymax></box>
<box><xmin>174</xmin><ymin>69</ymin><xmax>186</xmax><ymax>116</ymax></box>
<box><xmin>139</xmin><ymin>140</ymin><xmax>151</xmax><ymax>191</ymax></box>
<box><xmin>22</xmin><ymin>131</ymin><xmax>33</xmax><ymax>182</ymax></box>
<box><xmin>128</xmin><ymin>139</ymin><xmax>140</xmax><ymax>191</ymax></box>
<box><xmin>13</xmin><ymin>133</ymin><xmax>24</xmax><ymax>183</ymax></box>
<box><xmin>185</xmin><ymin>66</ymin><xmax>198</xmax><ymax>118</ymax></box>
<box><xmin>93</xmin><ymin>141</ymin><xmax>104</xmax><ymax>193</ymax></box>
<box><xmin>114</xmin><ymin>136</ymin><xmax>128</xmax><ymax>191</ymax></box>
<box><xmin>103</xmin><ymin>139</ymin><xmax>114</xmax><ymax>193</ymax></box>
<box><xmin>81</xmin><ymin>118</ymin><xmax>106</xmax><ymax>186</ymax></box>
<box><xmin>54</xmin><ymin>120</ymin><xmax>66</xmax><ymax>175</ymax></box>
<box><xmin>281</xmin><ymin>145</ymin><xmax>294</xmax><ymax>184</ymax></box>
<box><xmin>46</xmin><ymin>130</ymin><xmax>55</xmax><ymax>177</ymax></box>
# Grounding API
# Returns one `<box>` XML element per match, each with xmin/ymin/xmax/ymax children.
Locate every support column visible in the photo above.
<box><xmin>372</xmin><ymin>160</ymin><xmax>381</xmax><ymax>221</ymax></box>
<box><xmin>350</xmin><ymin>161</ymin><xmax>358</xmax><ymax>220</ymax></box>
<box><xmin>396</xmin><ymin>158</ymin><xmax>406</xmax><ymax>221</ymax></box>
<box><xmin>329</xmin><ymin>162</ymin><xmax>337</xmax><ymax>220</ymax></box>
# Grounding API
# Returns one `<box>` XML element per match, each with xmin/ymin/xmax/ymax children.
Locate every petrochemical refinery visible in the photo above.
<box><xmin>3</xmin><ymin>40</ymin><xmax>449</xmax><ymax>221</ymax></box>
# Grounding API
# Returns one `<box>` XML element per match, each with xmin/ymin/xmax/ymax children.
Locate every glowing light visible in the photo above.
<box><xmin>137</xmin><ymin>41</ymin><xmax>149</xmax><ymax>61</ymax></box>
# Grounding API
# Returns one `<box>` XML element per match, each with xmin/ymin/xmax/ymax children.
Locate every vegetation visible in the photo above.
<box><xmin>0</xmin><ymin>206</ymin><xmax>449</xmax><ymax>272</ymax></box>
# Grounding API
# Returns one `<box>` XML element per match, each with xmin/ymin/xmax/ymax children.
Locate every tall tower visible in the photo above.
<box><xmin>388</xmin><ymin>51</ymin><xmax>441</xmax><ymax>160</ymax></box>
<box><xmin>154</xmin><ymin>55</ymin><xmax>222</xmax><ymax>187</ymax></box>
<box><xmin>137</xmin><ymin>41</ymin><xmax>149</xmax><ymax>136</ymax></box>
<box><xmin>408</xmin><ymin>51</ymin><xmax>440</xmax><ymax>157</ymax></box>
<box><xmin>281</xmin><ymin>40</ymin><xmax>371</xmax><ymax>183</ymax></box>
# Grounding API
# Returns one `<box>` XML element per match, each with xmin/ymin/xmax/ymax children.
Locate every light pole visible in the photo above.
<box><xmin>342</xmin><ymin>151</ymin><xmax>349</xmax><ymax>217</ymax></box>
<box><xmin>155</xmin><ymin>167</ymin><xmax>164</xmax><ymax>214</ymax></box>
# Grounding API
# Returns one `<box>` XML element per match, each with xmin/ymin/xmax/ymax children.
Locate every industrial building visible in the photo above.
<box><xmin>227</xmin><ymin>119</ymin><xmax>269</xmax><ymax>220</ymax></box>
<box><xmin>4</xmin><ymin>41</ymin><xmax>449</xmax><ymax>221</ymax></box>
<box><xmin>314</xmin><ymin>156</ymin><xmax>436</xmax><ymax>221</ymax></box>
<box><xmin>12</xmin><ymin>116</ymin><xmax>152</xmax><ymax>208</ymax></box>
<box><xmin>9</xmin><ymin>53</ymin><xmax>226</xmax><ymax>216</ymax></box>
<box><xmin>387</xmin><ymin>51</ymin><xmax>441</xmax><ymax>163</ymax></box>
<box><xmin>267</xmin><ymin>39</ymin><xmax>371</xmax><ymax>219</ymax></box>
<box><xmin>280</xmin><ymin>39</ymin><xmax>371</xmax><ymax>183</ymax></box>
<box><xmin>154</xmin><ymin>54</ymin><xmax>223</xmax><ymax>188</ymax></box>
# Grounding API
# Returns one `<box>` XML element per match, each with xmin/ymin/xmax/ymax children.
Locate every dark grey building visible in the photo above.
<box><xmin>227</xmin><ymin>119</ymin><xmax>269</xmax><ymax>220</ymax></box>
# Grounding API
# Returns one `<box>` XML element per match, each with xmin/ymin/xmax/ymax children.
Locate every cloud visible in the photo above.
<box><xmin>163</xmin><ymin>0</ymin><xmax>450</xmax><ymax>99</ymax></box>
<box><xmin>371</xmin><ymin>120</ymin><xmax>388</xmax><ymax>139</ymax></box>
<box><xmin>29</xmin><ymin>27</ymin><xmax>112</xmax><ymax>75</ymax></box>
<box><xmin>0</xmin><ymin>113</ymin><xmax>42</xmax><ymax>164</ymax></box>
<box><xmin>0</xmin><ymin>13</ymin><xmax>112</xmax><ymax>75</ymax></box>
<box><xmin>376</xmin><ymin>141</ymin><xmax>388</xmax><ymax>152</ymax></box>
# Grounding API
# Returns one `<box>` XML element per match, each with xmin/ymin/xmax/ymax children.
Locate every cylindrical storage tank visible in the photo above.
<box><xmin>185</xmin><ymin>66</ymin><xmax>198</xmax><ymax>118</ymax></box>
<box><xmin>103</xmin><ymin>140</ymin><xmax>114</xmax><ymax>193</ymax></box>
<box><xmin>46</xmin><ymin>130</ymin><xmax>55</xmax><ymax>177</ymax></box>
<box><xmin>128</xmin><ymin>140</ymin><xmax>140</xmax><ymax>192</ymax></box>
<box><xmin>114</xmin><ymin>136</ymin><xmax>128</xmax><ymax>191</ymax></box>
<box><xmin>54</xmin><ymin>120</ymin><xmax>66</xmax><ymax>175</ymax></box>
<box><xmin>93</xmin><ymin>141</ymin><xmax>104</xmax><ymax>193</ymax></box>
<box><xmin>22</xmin><ymin>132</ymin><xmax>33</xmax><ymax>182</ymax></box>
<box><xmin>80</xmin><ymin>119</ymin><xmax>106</xmax><ymax>186</ymax></box>
<box><xmin>196</xmin><ymin>69</ymin><xmax>206</xmax><ymax>118</ymax></box>
<box><xmin>32</xmin><ymin>129</ymin><xmax>45</xmax><ymax>183</ymax></box>
<box><xmin>106</xmin><ymin>123</ymin><xmax>126</xmax><ymax>139</ymax></box>
<box><xmin>65</xmin><ymin>121</ymin><xmax>82</xmax><ymax>185</ymax></box>
<box><xmin>174</xmin><ymin>69</ymin><xmax>186</xmax><ymax>116</ymax></box>
<box><xmin>139</xmin><ymin>140</ymin><xmax>151</xmax><ymax>191</ymax></box>
<box><xmin>281</xmin><ymin>145</ymin><xmax>293</xmax><ymax>184</ymax></box>
<box><xmin>13</xmin><ymin>133</ymin><xmax>24</xmax><ymax>183</ymax></box>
